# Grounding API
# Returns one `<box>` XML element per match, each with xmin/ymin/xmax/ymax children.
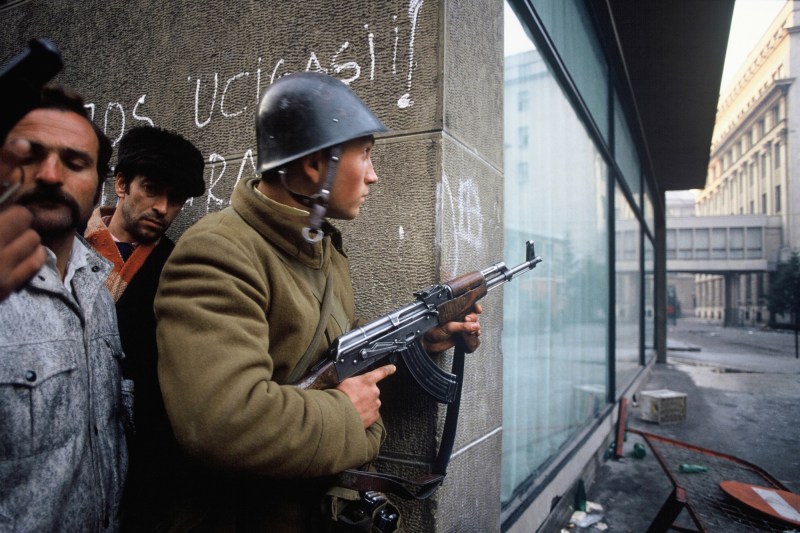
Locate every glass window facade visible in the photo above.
<box><xmin>644</xmin><ymin>238</ymin><xmax>655</xmax><ymax>360</ymax></box>
<box><xmin>615</xmin><ymin>182</ymin><xmax>639</xmax><ymax>393</ymax></box>
<box><xmin>644</xmin><ymin>181</ymin><xmax>655</xmax><ymax>236</ymax></box>
<box><xmin>502</xmin><ymin>3</ymin><xmax>608</xmax><ymax>504</ymax></box>
<box><xmin>614</xmin><ymin>96</ymin><xmax>641</xmax><ymax>206</ymax></box>
<box><xmin>531</xmin><ymin>0</ymin><xmax>610</xmax><ymax>143</ymax></box>
<box><xmin>502</xmin><ymin>0</ymin><xmax>658</xmax><ymax>511</ymax></box>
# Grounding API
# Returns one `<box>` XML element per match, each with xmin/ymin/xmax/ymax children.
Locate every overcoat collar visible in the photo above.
<box><xmin>231</xmin><ymin>178</ymin><xmax>346</xmax><ymax>270</ymax></box>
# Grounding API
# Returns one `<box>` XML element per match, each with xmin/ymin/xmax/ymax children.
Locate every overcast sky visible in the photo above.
<box><xmin>720</xmin><ymin>0</ymin><xmax>787</xmax><ymax>91</ymax></box>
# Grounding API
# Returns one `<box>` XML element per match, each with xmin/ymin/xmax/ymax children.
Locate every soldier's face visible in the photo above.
<box><xmin>325</xmin><ymin>136</ymin><xmax>378</xmax><ymax>220</ymax></box>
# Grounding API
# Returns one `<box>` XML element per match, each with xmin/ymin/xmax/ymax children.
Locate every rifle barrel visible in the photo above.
<box><xmin>483</xmin><ymin>241</ymin><xmax>542</xmax><ymax>292</ymax></box>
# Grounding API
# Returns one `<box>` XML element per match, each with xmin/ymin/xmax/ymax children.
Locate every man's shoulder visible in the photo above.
<box><xmin>166</xmin><ymin>207</ymin><xmax>293</xmax><ymax>277</ymax></box>
<box><xmin>176</xmin><ymin>206</ymin><xmax>257</xmax><ymax>248</ymax></box>
<box><xmin>154</xmin><ymin>235</ymin><xmax>176</xmax><ymax>256</ymax></box>
<box><xmin>76</xmin><ymin>235</ymin><xmax>114</xmax><ymax>278</ymax></box>
<box><xmin>127</xmin><ymin>236</ymin><xmax>176</xmax><ymax>284</ymax></box>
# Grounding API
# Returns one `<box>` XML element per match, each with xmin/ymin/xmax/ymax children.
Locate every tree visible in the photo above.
<box><xmin>767</xmin><ymin>252</ymin><xmax>800</xmax><ymax>358</ymax></box>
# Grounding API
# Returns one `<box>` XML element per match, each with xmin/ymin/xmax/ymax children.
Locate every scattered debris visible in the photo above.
<box><xmin>569</xmin><ymin>510</ymin><xmax>605</xmax><ymax>528</ymax></box>
<box><xmin>586</xmin><ymin>501</ymin><xmax>604</xmax><ymax>513</ymax></box>
<box><xmin>679</xmin><ymin>463</ymin><xmax>708</xmax><ymax>473</ymax></box>
<box><xmin>569</xmin><ymin>501</ymin><xmax>606</xmax><ymax>529</ymax></box>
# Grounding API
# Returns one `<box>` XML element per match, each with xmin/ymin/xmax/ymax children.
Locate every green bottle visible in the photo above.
<box><xmin>575</xmin><ymin>479</ymin><xmax>587</xmax><ymax>512</ymax></box>
<box><xmin>679</xmin><ymin>464</ymin><xmax>708</xmax><ymax>473</ymax></box>
<box><xmin>632</xmin><ymin>443</ymin><xmax>646</xmax><ymax>459</ymax></box>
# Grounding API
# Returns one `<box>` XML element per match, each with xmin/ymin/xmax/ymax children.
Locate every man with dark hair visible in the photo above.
<box><xmin>0</xmin><ymin>86</ymin><xmax>126</xmax><ymax>531</ymax></box>
<box><xmin>83</xmin><ymin>125</ymin><xmax>205</xmax><ymax>530</ymax></box>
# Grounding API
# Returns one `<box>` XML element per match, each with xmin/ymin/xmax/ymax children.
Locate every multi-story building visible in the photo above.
<box><xmin>696</xmin><ymin>1</ymin><xmax>799</xmax><ymax>326</ymax></box>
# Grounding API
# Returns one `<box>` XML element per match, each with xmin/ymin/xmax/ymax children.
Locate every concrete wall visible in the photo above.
<box><xmin>0</xmin><ymin>0</ymin><xmax>504</xmax><ymax>530</ymax></box>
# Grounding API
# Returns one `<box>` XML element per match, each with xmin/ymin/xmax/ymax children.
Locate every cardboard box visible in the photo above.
<box><xmin>639</xmin><ymin>389</ymin><xmax>687</xmax><ymax>424</ymax></box>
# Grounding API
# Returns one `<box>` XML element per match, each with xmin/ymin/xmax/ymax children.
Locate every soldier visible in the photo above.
<box><xmin>154</xmin><ymin>72</ymin><xmax>480</xmax><ymax>531</ymax></box>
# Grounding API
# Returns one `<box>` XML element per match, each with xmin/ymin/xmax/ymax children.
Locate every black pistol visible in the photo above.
<box><xmin>0</xmin><ymin>38</ymin><xmax>63</xmax><ymax>142</ymax></box>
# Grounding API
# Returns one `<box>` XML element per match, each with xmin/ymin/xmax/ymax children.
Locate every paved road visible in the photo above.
<box><xmin>668</xmin><ymin>317</ymin><xmax>800</xmax><ymax>373</ymax></box>
<box><xmin>658</xmin><ymin>319</ymin><xmax>800</xmax><ymax>488</ymax></box>
<box><xmin>570</xmin><ymin>318</ymin><xmax>800</xmax><ymax>532</ymax></box>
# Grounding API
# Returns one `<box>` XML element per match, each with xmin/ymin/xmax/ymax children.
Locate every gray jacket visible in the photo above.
<box><xmin>0</xmin><ymin>237</ymin><xmax>127</xmax><ymax>532</ymax></box>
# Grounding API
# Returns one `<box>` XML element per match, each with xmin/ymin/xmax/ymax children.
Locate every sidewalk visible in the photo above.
<box><xmin>562</xmin><ymin>319</ymin><xmax>800</xmax><ymax>532</ymax></box>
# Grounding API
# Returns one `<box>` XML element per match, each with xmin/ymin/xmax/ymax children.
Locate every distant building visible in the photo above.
<box><xmin>666</xmin><ymin>192</ymin><xmax>697</xmax><ymax>320</ymax></box>
<box><xmin>695</xmin><ymin>1</ymin><xmax>799</xmax><ymax>326</ymax></box>
<box><xmin>666</xmin><ymin>191</ymin><xmax>697</xmax><ymax>219</ymax></box>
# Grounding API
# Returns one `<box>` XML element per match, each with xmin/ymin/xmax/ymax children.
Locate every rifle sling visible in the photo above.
<box><xmin>285</xmin><ymin>268</ymin><xmax>334</xmax><ymax>384</ymax></box>
<box><xmin>336</xmin><ymin>341</ymin><xmax>467</xmax><ymax>500</ymax></box>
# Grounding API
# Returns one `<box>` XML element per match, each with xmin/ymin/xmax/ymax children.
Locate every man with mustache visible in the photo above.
<box><xmin>82</xmin><ymin>126</ymin><xmax>205</xmax><ymax>531</ymax></box>
<box><xmin>0</xmin><ymin>86</ymin><xmax>127</xmax><ymax>531</ymax></box>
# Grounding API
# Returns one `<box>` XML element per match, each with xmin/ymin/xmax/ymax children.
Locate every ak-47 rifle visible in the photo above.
<box><xmin>295</xmin><ymin>241</ymin><xmax>542</xmax><ymax>500</ymax></box>
<box><xmin>294</xmin><ymin>241</ymin><xmax>542</xmax><ymax>403</ymax></box>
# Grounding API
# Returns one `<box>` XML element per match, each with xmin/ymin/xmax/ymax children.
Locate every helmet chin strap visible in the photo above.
<box><xmin>279</xmin><ymin>145</ymin><xmax>342</xmax><ymax>244</ymax></box>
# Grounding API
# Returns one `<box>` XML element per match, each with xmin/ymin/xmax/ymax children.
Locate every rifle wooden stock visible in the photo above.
<box><xmin>293</xmin><ymin>359</ymin><xmax>339</xmax><ymax>390</ymax></box>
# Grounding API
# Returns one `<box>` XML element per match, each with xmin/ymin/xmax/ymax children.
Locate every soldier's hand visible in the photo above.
<box><xmin>337</xmin><ymin>364</ymin><xmax>396</xmax><ymax>428</ymax></box>
<box><xmin>422</xmin><ymin>303</ymin><xmax>483</xmax><ymax>353</ymax></box>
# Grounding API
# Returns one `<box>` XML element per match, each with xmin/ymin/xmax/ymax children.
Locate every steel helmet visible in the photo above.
<box><xmin>256</xmin><ymin>71</ymin><xmax>387</xmax><ymax>173</ymax></box>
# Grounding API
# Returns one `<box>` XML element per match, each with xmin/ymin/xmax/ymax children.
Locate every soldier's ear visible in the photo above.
<box><xmin>300</xmin><ymin>151</ymin><xmax>325</xmax><ymax>186</ymax></box>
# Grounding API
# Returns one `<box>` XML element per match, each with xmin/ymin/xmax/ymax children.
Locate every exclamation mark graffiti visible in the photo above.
<box><xmin>398</xmin><ymin>0</ymin><xmax>423</xmax><ymax>109</ymax></box>
<box><xmin>365</xmin><ymin>24</ymin><xmax>375</xmax><ymax>80</ymax></box>
<box><xmin>392</xmin><ymin>16</ymin><xmax>399</xmax><ymax>75</ymax></box>
<box><xmin>256</xmin><ymin>57</ymin><xmax>263</xmax><ymax>102</ymax></box>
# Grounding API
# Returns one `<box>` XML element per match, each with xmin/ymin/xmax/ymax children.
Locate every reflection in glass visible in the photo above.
<box><xmin>614</xmin><ymin>96</ymin><xmax>641</xmax><ymax>206</ymax></box>
<box><xmin>502</xmin><ymin>3</ymin><xmax>608</xmax><ymax>504</ymax></box>
<box><xmin>644</xmin><ymin>238</ymin><xmax>655</xmax><ymax>360</ymax></box>
<box><xmin>615</xmin><ymin>182</ymin><xmax>640</xmax><ymax>392</ymax></box>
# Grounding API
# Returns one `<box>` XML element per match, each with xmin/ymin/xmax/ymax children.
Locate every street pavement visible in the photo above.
<box><xmin>560</xmin><ymin>318</ymin><xmax>800</xmax><ymax>532</ymax></box>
